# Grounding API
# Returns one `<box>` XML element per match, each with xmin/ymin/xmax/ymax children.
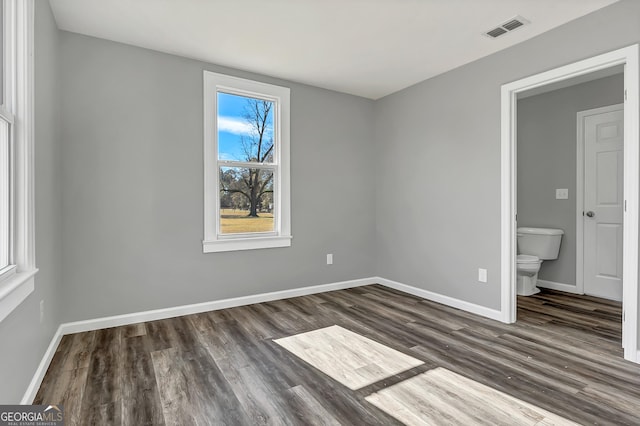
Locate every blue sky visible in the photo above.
<box><xmin>218</xmin><ymin>92</ymin><xmax>274</xmax><ymax>162</ymax></box>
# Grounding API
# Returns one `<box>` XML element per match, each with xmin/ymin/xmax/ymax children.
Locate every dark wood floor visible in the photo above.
<box><xmin>34</xmin><ymin>285</ymin><xmax>640</xmax><ymax>425</ymax></box>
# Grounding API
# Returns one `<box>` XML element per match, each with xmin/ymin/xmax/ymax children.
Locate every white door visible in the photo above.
<box><xmin>582</xmin><ymin>104</ymin><xmax>624</xmax><ymax>301</ymax></box>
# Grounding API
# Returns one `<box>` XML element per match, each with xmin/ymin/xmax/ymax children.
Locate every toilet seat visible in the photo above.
<box><xmin>517</xmin><ymin>254</ymin><xmax>539</xmax><ymax>263</ymax></box>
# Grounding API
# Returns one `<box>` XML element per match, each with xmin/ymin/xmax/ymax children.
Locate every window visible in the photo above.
<box><xmin>203</xmin><ymin>71</ymin><xmax>291</xmax><ymax>252</ymax></box>
<box><xmin>0</xmin><ymin>0</ymin><xmax>36</xmax><ymax>322</ymax></box>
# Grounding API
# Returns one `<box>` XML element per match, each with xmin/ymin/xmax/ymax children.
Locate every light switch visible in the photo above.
<box><xmin>556</xmin><ymin>188</ymin><xmax>569</xmax><ymax>200</ymax></box>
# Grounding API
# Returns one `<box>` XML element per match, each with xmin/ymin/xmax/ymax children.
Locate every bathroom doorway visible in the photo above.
<box><xmin>500</xmin><ymin>45</ymin><xmax>639</xmax><ymax>363</ymax></box>
<box><xmin>516</xmin><ymin>74</ymin><xmax>623</xmax><ymax>301</ymax></box>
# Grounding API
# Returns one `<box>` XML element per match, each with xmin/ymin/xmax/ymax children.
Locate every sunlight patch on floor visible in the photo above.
<box><xmin>273</xmin><ymin>325</ymin><xmax>423</xmax><ymax>390</ymax></box>
<box><xmin>365</xmin><ymin>367</ymin><xmax>579</xmax><ymax>426</ymax></box>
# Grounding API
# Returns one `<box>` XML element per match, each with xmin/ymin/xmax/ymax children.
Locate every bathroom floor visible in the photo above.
<box><xmin>517</xmin><ymin>288</ymin><xmax>623</xmax><ymax>354</ymax></box>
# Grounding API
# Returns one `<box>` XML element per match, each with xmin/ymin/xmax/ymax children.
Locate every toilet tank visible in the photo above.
<box><xmin>517</xmin><ymin>227</ymin><xmax>564</xmax><ymax>260</ymax></box>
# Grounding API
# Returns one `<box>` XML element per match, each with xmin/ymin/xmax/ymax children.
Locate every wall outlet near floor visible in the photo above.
<box><xmin>478</xmin><ymin>268</ymin><xmax>488</xmax><ymax>283</ymax></box>
<box><xmin>326</xmin><ymin>253</ymin><xmax>333</xmax><ymax>265</ymax></box>
<box><xmin>40</xmin><ymin>300</ymin><xmax>45</xmax><ymax>323</ymax></box>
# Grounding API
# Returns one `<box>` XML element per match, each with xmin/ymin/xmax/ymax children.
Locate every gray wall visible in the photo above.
<box><xmin>0</xmin><ymin>0</ymin><xmax>63</xmax><ymax>403</ymax></box>
<box><xmin>374</xmin><ymin>0</ymin><xmax>640</xmax><ymax>311</ymax></box>
<box><xmin>517</xmin><ymin>75</ymin><xmax>623</xmax><ymax>287</ymax></box>
<box><xmin>59</xmin><ymin>32</ymin><xmax>376</xmax><ymax>322</ymax></box>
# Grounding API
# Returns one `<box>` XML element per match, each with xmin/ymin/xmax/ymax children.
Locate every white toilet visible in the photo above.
<box><xmin>516</xmin><ymin>227</ymin><xmax>564</xmax><ymax>296</ymax></box>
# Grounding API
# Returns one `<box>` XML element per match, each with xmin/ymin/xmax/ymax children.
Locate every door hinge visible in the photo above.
<box><xmin>625</xmin><ymin>200</ymin><xmax>627</xmax><ymax>212</ymax></box>
<box><xmin>625</xmin><ymin>89</ymin><xmax>628</xmax><ymax>101</ymax></box>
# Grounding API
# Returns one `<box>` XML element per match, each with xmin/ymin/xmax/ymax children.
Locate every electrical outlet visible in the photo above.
<box><xmin>556</xmin><ymin>188</ymin><xmax>569</xmax><ymax>200</ymax></box>
<box><xmin>326</xmin><ymin>253</ymin><xmax>333</xmax><ymax>265</ymax></box>
<box><xmin>478</xmin><ymin>268</ymin><xmax>488</xmax><ymax>283</ymax></box>
<box><xmin>40</xmin><ymin>300</ymin><xmax>44</xmax><ymax>323</ymax></box>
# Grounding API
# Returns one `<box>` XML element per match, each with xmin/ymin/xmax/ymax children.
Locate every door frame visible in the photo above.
<box><xmin>576</xmin><ymin>104</ymin><xmax>624</xmax><ymax>298</ymax></box>
<box><xmin>500</xmin><ymin>45</ymin><xmax>639</xmax><ymax>363</ymax></box>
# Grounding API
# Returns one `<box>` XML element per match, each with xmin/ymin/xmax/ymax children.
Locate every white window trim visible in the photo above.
<box><xmin>0</xmin><ymin>0</ymin><xmax>37</xmax><ymax>323</ymax></box>
<box><xmin>203</xmin><ymin>71</ymin><xmax>291</xmax><ymax>253</ymax></box>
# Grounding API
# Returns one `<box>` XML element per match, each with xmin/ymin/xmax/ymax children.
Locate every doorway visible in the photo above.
<box><xmin>500</xmin><ymin>45</ymin><xmax>639</xmax><ymax>363</ymax></box>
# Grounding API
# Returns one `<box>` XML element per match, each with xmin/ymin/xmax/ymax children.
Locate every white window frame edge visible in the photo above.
<box><xmin>500</xmin><ymin>44</ymin><xmax>639</xmax><ymax>363</ymax></box>
<box><xmin>0</xmin><ymin>0</ymin><xmax>37</xmax><ymax>323</ymax></box>
<box><xmin>203</xmin><ymin>71</ymin><xmax>291</xmax><ymax>253</ymax></box>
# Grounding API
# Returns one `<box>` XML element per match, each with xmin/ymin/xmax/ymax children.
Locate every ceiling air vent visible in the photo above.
<box><xmin>502</xmin><ymin>19</ymin><xmax>524</xmax><ymax>31</ymax></box>
<box><xmin>484</xmin><ymin>15</ymin><xmax>529</xmax><ymax>39</ymax></box>
<box><xmin>486</xmin><ymin>27</ymin><xmax>507</xmax><ymax>38</ymax></box>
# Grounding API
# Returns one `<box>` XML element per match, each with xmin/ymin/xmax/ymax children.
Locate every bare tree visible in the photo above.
<box><xmin>220</xmin><ymin>99</ymin><xmax>274</xmax><ymax>217</ymax></box>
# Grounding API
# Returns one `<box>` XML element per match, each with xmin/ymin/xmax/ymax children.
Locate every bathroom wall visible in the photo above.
<box><xmin>517</xmin><ymin>74</ymin><xmax>624</xmax><ymax>288</ymax></box>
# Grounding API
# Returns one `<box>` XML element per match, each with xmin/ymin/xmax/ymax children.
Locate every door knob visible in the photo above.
<box><xmin>586</xmin><ymin>211</ymin><xmax>595</xmax><ymax>217</ymax></box>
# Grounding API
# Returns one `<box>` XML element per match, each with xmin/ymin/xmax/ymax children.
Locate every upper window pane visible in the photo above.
<box><xmin>217</xmin><ymin>92</ymin><xmax>274</xmax><ymax>163</ymax></box>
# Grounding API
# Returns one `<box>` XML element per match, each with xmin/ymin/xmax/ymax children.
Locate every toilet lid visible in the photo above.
<box><xmin>517</xmin><ymin>254</ymin><xmax>539</xmax><ymax>263</ymax></box>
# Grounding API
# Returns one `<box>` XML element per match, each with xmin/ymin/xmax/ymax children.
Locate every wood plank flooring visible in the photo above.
<box><xmin>34</xmin><ymin>286</ymin><xmax>640</xmax><ymax>425</ymax></box>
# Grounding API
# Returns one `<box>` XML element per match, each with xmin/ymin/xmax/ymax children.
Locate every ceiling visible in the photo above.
<box><xmin>49</xmin><ymin>0</ymin><xmax>619</xmax><ymax>100</ymax></box>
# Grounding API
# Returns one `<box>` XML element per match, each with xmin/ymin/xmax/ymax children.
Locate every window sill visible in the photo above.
<box><xmin>203</xmin><ymin>235</ymin><xmax>292</xmax><ymax>253</ymax></box>
<box><xmin>0</xmin><ymin>268</ymin><xmax>38</xmax><ymax>322</ymax></box>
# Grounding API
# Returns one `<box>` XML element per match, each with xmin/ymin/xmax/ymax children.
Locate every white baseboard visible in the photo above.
<box><xmin>20</xmin><ymin>325</ymin><xmax>63</xmax><ymax>404</ymax></box>
<box><xmin>57</xmin><ymin>276</ymin><xmax>505</xmax><ymax>335</ymax></box>
<box><xmin>59</xmin><ymin>277</ymin><xmax>377</xmax><ymax>335</ymax></box>
<box><xmin>375</xmin><ymin>277</ymin><xmax>503</xmax><ymax>322</ymax></box>
<box><xmin>23</xmin><ymin>275</ymin><xmax>509</xmax><ymax>403</ymax></box>
<box><xmin>536</xmin><ymin>279</ymin><xmax>581</xmax><ymax>294</ymax></box>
